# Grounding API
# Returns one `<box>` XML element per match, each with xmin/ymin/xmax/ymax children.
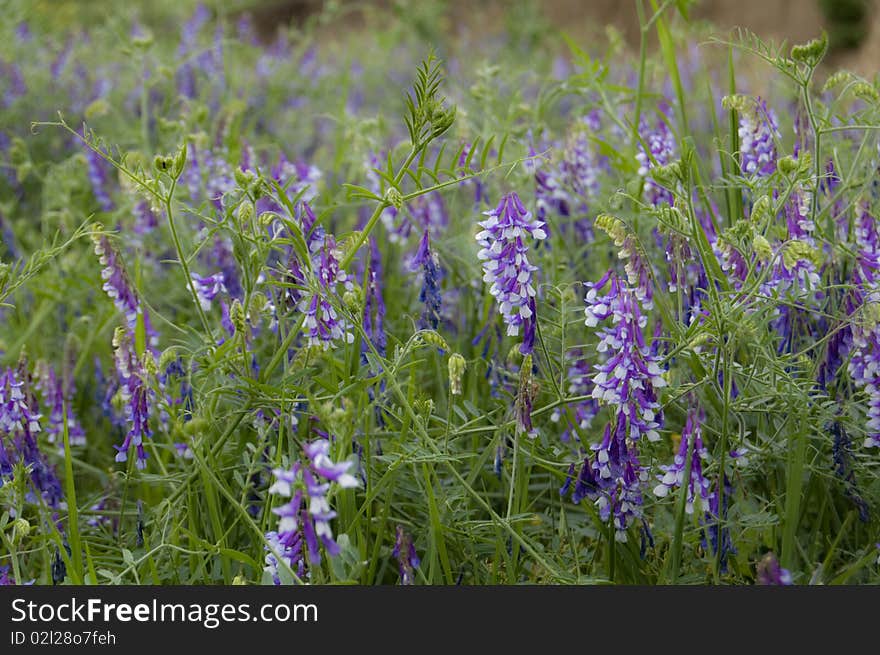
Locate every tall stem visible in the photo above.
<box><xmin>163</xmin><ymin>178</ymin><xmax>213</xmax><ymax>340</ymax></box>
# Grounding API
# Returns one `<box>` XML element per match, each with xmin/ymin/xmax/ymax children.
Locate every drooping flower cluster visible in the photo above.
<box><xmin>848</xmin><ymin>203</ymin><xmax>880</xmax><ymax>448</ymax></box>
<box><xmin>110</xmin><ymin>328</ymin><xmax>152</xmax><ymax>470</ymax></box>
<box><xmin>737</xmin><ymin>96</ymin><xmax>780</xmax><ymax>177</ymax></box>
<box><xmin>410</xmin><ymin>231</ymin><xmax>442</xmax><ymax>330</ymax></box>
<box><xmin>653</xmin><ymin>407</ymin><xmax>713</xmax><ymax>515</ymax></box>
<box><xmin>299</xmin><ymin>236</ymin><xmax>354</xmax><ymax>350</ymax></box>
<box><xmin>0</xmin><ymin>362</ymin><xmax>63</xmax><ymax>508</ymax></box>
<box><xmin>584</xmin><ymin>271</ymin><xmax>666</xmax><ymax>438</ymax></box>
<box><xmin>476</xmin><ymin>192</ymin><xmax>546</xmax><ymax>350</ymax></box>
<box><xmin>636</xmin><ymin>107</ymin><xmax>676</xmax><ymax>207</ymax></box>
<box><xmin>265</xmin><ymin>437</ymin><xmax>359</xmax><ymax>584</ymax></box>
<box><xmin>84</xmin><ymin>147</ymin><xmax>114</xmax><ymax>212</ymax></box>
<box><xmin>776</xmin><ymin>189</ymin><xmax>824</xmax><ymax>349</ymax></box>
<box><xmin>37</xmin><ymin>364</ymin><xmax>85</xmax><ymax>450</ymax></box>
<box><xmin>92</xmin><ymin>231</ymin><xmax>140</xmax><ymax>330</ymax></box>
<box><xmin>563</xmin><ymin>270</ymin><xmax>666</xmax><ymax>541</ymax></box>
<box><xmin>363</xmin><ymin>237</ymin><xmax>387</xmax><ymax>358</ymax></box>
<box><xmin>595</xmin><ymin>213</ymin><xmax>655</xmax><ymax>310</ymax></box>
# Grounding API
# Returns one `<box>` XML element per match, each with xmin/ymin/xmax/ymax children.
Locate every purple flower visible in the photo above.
<box><xmin>200</xmin><ymin>148</ymin><xmax>235</xmax><ymax>213</ymax></box>
<box><xmin>299</xmin><ymin>237</ymin><xmax>354</xmax><ymax>350</ymax></box>
<box><xmin>111</xmin><ymin>329</ymin><xmax>151</xmax><ymax>470</ymax></box>
<box><xmin>0</xmin><ymin>363</ymin><xmax>63</xmax><ymax>509</ymax></box>
<box><xmin>573</xmin><ymin>421</ymin><xmax>647</xmax><ymax>542</ymax></box>
<box><xmin>363</xmin><ymin>238</ymin><xmax>387</xmax><ymax>358</ymax></box>
<box><xmin>653</xmin><ymin>407</ymin><xmax>713</xmax><ymax>515</ymax></box>
<box><xmin>0</xmin><ymin>565</ymin><xmax>15</xmax><ymax>585</ymax></box>
<box><xmin>298</xmin><ymin>202</ymin><xmax>326</xmax><ymax>254</ymax></box>
<box><xmin>392</xmin><ymin>526</ymin><xmax>420</xmax><ymax>585</ymax></box>
<box><xmin>848</xmin><ymin>206</ymin><xmax>880</xmax><ymax>448</ymax></box>
<box><xmin>636</xmin><ymin>107</ymin><xmax>676</xmax><ymax>206</ymax></box>
<box><xmin>207</xmin><ymin>235</ymin><xmax>242</xmax><ymax>300</ymax></box>
<box><xmin>274</xmin><ymin>154</ymin><xmax>322</xmax><ymax>204</ymax></box>
<box><xmin>0</xmin><ymin>60</ymin><xmax>27</xmax><ymax>109</ymax></box>
<box><xmin>190</xmin><ymin>272</ymin><xmax>226</xmax><ymax>310</ymax></box>
<box><xmin>92</xmin><ymin>232</ymin><xmax>140</xmax><ymax>330</ymax></box>
<box><xmin>133</xmin><ymin>199</ymin><xmax>158</xmax><ymax>236</ymax></box>
<box><xmin>738</xmin><ymin>97</ymin><xmax>780</xmax><ymax>177</ymax></box>
<box><xmin>410</xmin><ymin>231</ymin><xmax>442</xmax><ymax>330</ymax></box>
<box><xmin>756</xmin><ymin>552</ymin><xmax>793</xmax><ymax>585</ymax></box>
<box><xmin>563</xmin><ymin>271</ymin><xmax>666</xmax><ymax>541</ymax></box>
<box><xmin>532</xmin><ymin>150</ymin><xmax>570</xmax><ymax>227</ymax></box>
<box><xmin>561</xmin><ymin>113</ymin><xmax>605</xmax><ymax>222</ymax></box>
<box><xmin>37</xmin><ymin>365</ymin><xmax>86</xmax><ymax>450</ymax></box>
<box><xmin>264</xmin><ymin>529</ymin><xmax>304</xmax><ymax>586</ymax></box>
<box><xmin>476</xmin><ymin>192</ymin><xmax>546</xmax><ymax>349</ymax></box>
<box><xmin>584</xmin><ymin>271</ymin><xmax>666</xmax><ymax>441</ymax></box>
<box><xmin>265</xmin><ymin>438</ymin><xmax>359</xmax><ymax>583</ymax></box>
<box><xmin>303</xmin><ymin>439</ymin><xmax>359</xmax><ymax>488</ymax></box>
<box><xmin>84</xmin><ymin>147</ymin><xmax>115</xmax><ymax>212</ymax></box>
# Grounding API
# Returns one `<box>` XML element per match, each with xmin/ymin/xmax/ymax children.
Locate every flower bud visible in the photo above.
<box><xmin>752</xmin><ymin>234</ymin><xmax>773</xmax><ymax>263</ymax></box>
<box><xmin>777</xmin><ymin>155</ymin><xmax>799</xmax><ymax>176</ymax></box>
<box><xmin>384</xmin><ymin>187</ymin><xmax>403</xmax><ymax>211</ymax></box>
<box><xmin>153</xmin><ymin>155</ymin><xmax>172</xmax><ymax>173</ymax></box>
<box><xmin>142</xmin><ymin>351</ymin><xmax>158</xmax><ymax>377</ymax></box>
<box><xmin>448</xmin><ymin>353</ymin><xmax>466</xmax><ymax>396</ymax></box>
<box><xmin>172</xmin><ymin>142</ymin><xmax>187</xmax><ymax>178</ymax></box>
<box><xmin>790</xmin><ymin>33</ymin><xmax>827</xmax><ymax>66</ymax></box>
<box><xmin>420</xmin><ymin>330</ymin><xmax>449</xmax><ymax>351</ymax></box>
<box><xmin>12</xmin><ymin>517</ymin><xmax>30</xmax><ymax>541</ymax></box>
<box><xmin>230</xmin><ymin>298</ymin><xmax>247</xmax><ymax>336</ymax></box>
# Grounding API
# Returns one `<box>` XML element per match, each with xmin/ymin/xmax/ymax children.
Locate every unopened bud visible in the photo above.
<box><xmin>12</xmin><ymin>518</ymin><xmax>30</xmax><ymax>541</ymax></box>
<box><xmin>448</xmin><ymin>353</ymin><xmax>466</xmax><ymax>396</ymax></box>
<box><xmin>753</xmin><ymin>234</ymin><xmax>773</xmax><ymax>263</ymax></box>
<box><xmin>384</xmin><ymin>187</ymin><xmax>403</xmax><ymax>211</ymax></box>
<box><xmin>230</xmin><ymin>299</ymin><xmax>247</xmax><ymax>336</ymax></box>
<box><xmin>420</xmin><ymin>330</ymin><xmax>449</xmax><ymax>351</ymax></box>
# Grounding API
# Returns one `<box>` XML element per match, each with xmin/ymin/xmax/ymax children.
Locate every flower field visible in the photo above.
<box><xmin>1</xmin><ymin>0</ymin><xmax>879</xmax><ymax>586</ymax></box>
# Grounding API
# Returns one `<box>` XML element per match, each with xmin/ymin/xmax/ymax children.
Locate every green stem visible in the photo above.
<box><xmin>163</xmin><ymin>180</ymin><xmax>213</xmax><ymax>340</ymax></box>
<box><xmin>714</xmin><ymin>341</ymin><xmax>733</xmax><ymax>583</ymax></box>
<box><xmin>667</xmin><ymin>422</ymin><xmax>695</xmax><ymax>583</ymax></box>
<box><xmin>341</xmin><ymin>147</ymin><xmax>419</xmax><ymax>270</ymax></box>
<box><xmin>61</xmin><ymin>404</ymin><xmax>84</xmax><ymax>584</ymax></box>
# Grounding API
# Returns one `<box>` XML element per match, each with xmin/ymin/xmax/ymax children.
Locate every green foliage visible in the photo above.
<box><xmin>1</xmin><ymin>0</ymin><xmax>879</xmax><ymax>587</ymax></box>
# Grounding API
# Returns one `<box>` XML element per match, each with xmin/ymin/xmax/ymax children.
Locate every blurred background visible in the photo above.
<box><xmin>225</xmin><ymin>0</ymin><xmax>877</xmax><ymax>68</ymax></box>
<box><xmin>23</xmin><ymin>0</ymin><xmax>880</xmax><ymax>73</ymax></box>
